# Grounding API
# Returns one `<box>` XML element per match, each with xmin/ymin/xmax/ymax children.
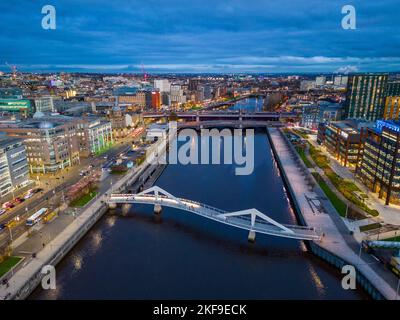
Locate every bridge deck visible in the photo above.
<box><xmin>109</xmin><ymin>193</ymin><xmax>321</xmax><ymax>241</ymax></box>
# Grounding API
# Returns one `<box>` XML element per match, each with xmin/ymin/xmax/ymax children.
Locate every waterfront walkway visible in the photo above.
<box><xmin>268</xmin><ymin>128</ymin><xmax>400</xmax><ymax>300</ymax></box>
<box><xmin>0</xmin><ymin>140</ymin><xmax>166</xmax><ymax>300</ymax></box>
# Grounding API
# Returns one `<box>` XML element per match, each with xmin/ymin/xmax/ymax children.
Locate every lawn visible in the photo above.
<box><xmin>312</xmin><ymin>172</ymin><xmax>347</xmax><ymax>216</ymax></box>
<box><xmin>382</xmin><ymin>236</ymin><xmax>400</xmax><ymax>242</ymax></box>
<box><xmin>70</xmin><ymin>190</ymin><xmax>98</xmax><ymax>207</ymax></box>
<box><xmin>293</xmin><ymin>129</ymin><xmax>309</xmax><ymax>139</ymax></box>
<box><xmin>359</xmin><ymin>223</ymin><xmax>382</xmax><ymax>232</ymax></box>
<box><xmin>94</xmin><ymin>142</ymin><xmax>113</xmax><ymax>156</ymax></box>
<box><xmin>309</xmin><ymin>143</ymin><xmax>379</xmax><ymax>217</ymax></box>
<box><xmin>296</xmin><ymin>146</ymin><xmax>313</xmax><ymax>168</ymax></box>
<box><xmin>0</xmin><ymin>256</ymin><xmax>22</xmax><ymax>278</ymax></box>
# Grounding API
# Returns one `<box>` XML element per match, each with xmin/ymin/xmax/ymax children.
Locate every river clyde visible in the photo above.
<box><xmin>30</xmin><ymin>98</ymin><xmax>366</xmax><ymax>299</ymax></box>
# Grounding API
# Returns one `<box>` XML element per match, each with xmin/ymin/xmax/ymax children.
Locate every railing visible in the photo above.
<box><xmin>109</xmin><ymin>194</ymin><xmax>320</xmax><ymax>240</ymax></box>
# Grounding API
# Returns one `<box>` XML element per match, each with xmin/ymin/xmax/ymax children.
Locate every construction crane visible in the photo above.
<box><xmin>5</xmin><ymin>62</ymin><xmax>17</xmax><ymax>79</ymax></box>
<box><xmin>141</xmin><ymin>63</ymin><xmax>148</xmax><ymax>82</ymax></box>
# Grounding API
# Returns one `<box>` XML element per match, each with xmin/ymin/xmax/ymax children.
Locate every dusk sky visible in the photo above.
<box><xmin>1</xmin><ymin>0</ymin><xmax>400</xmax><ymax>73</ymax></box>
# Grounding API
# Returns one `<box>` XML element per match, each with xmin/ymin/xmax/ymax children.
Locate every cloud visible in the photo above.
<box><xmin>335</xmin><ymin>65</ymin><xmax>359</xmax><ymax>74</ymax></box>
<box><xmin>0</xmin><ymin>0</ymin><xmax>399</xmax><ymax>72</ymax></box>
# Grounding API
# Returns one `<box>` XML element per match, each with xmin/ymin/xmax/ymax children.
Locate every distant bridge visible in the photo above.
<box><xmin>142</xmin><ymin>111</ymin><xmax>300</xmax><ymax>122</ymax></box>
<box><xmin>108</xmin><ymin>186</ymin><xmax>321</xmax><ymax>242</ymax></box>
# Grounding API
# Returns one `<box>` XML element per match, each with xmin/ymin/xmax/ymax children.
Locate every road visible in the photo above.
<box><xmin>0</xmin><ymin>134</ymin><xmax>145</xmax><ymax>251</ymax></box>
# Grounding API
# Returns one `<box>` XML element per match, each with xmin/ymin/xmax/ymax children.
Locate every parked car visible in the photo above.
<box><xmin>0</xmin><ymin>223</ymin><xmax>6</xmax><ymax>231</ymax></box>
<box><xmin>0</xmin><ymin>209</ymin><xmax>6</xmax><ymax>216</ymax></box>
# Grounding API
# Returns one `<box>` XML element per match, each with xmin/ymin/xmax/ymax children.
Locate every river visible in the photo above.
<box><xmin>30</xmin><ymin>99</ymin><xmax>366</xmax><ymax>299</ymax></box>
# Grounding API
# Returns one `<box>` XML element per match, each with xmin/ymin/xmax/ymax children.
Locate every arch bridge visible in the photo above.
<box><xmin>107</xmin><ymin>186</ymin><xmax>322</xmax><ymax>242</ymax></box>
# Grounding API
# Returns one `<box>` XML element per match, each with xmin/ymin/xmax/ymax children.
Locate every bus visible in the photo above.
<box><xmin>26</xmin><ymin>208</ymin><xmax>48</xmax><ymax>226</ymax></box>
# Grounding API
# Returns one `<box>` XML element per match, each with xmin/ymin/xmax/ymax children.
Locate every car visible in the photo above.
<box><xmin>0</xmin><ymin>209</ymin><xmax>6</xmax><ymax>216</ymax></box>
<box><xmin>14</xmin><ymin>197</ymin><xmax>24</xmax><ymax>204</ymax></box>
<box><xmin>24</xmin><ymin>192</ymin><xmax>34</xmax><ymax>200</ymax></box>
<box><xmin>0</xmin><ymin>223</ymin><xmax>6</xmax><ymax>231</ymax></box>
<box><xmin>30</xmin><ymin>188</ymin><xmax>43</xmax><ymax>194</ymax></box>
<box><xmin>2</xmin><ymin>202</ymin><xmax>14</xmax><ymax>209</ymax></box>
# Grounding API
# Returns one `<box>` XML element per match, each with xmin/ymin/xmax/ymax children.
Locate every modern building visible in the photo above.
<box><xmin>0</xmin><ymin>88</ymin><xmax>23</xmax><ymax>99</ymax></box>
<box><xmin>315</xmin><ymin>76</ymin><xmax>327</xmax><ymax>86</ymax></box>
<box><xmin>33</xmin><ymin>96</ymin><xmax>54</xmax><ymax>113</ymax></box>
<box><xmin>188</xmin><ymin>79</ymin><xmax>199</xmax><ymax>91</ymax></box>
<box><xmin>299</xmin><ymin>103</ymin><xmax>342</xmax><ymax>129</ymax></box>
<box><xmin>344</xmin><ymin>73</ymin><xmax>388</xmax><ymax>122</ymax></box>
<box><xmin>386</xmin><ymin>81</ymin><xmax>400</xmax><ymax>97</ymax></box>
<box><xmin>300</xmin><ymin>80</ymin><xmax>315</xmax><ymax>91</ymax></box>
<box><xmin>0</xmin><ymin>99</ymin><xmax>32</xmax><ymax>115</ymax></box>
<box><xmin>334</xmin><ymin>75</ymin><xmax>348</xmax><ymax>88</ymax></box>
<box><xmin>153</xmin><ymin>79</ymin><xmax>171</xmax><ymax>93</ymax></box>
<box><xmin>383</xmin><ymin>96</ymin><xmax>400</xmax><ymax>121</ymax></box>
<box><xmin>0</xmin><ymin>138</ymin><xmax>30</xmax><ymax>198</ymax></box>
<box><xmin>77</xmin><ymin>117</ymin><xmax>113</xmax><ymax>157</ymax></box>
<box><xmin>0</xmin><ymin>116</ymin><xmax>81</xmax><ymax>173</ymax></box>
<box><xmin>356</xmin><ymin>120</ymin><xmax>400</xmax><ymax>205</ymax></box>
<box><xmin>170</xmin><ymin>84</ymin><xmax>186</xmax><ymax>105</ymax></box>
<box><xmin>317</xmin><ymin>120</ymin><xmax>372</xmax><ymax>167</ymax></box>
<box><xmin>151</xmin><ymin>91</ymin><xmax>161</xmax><ymax>109</ymax></box>
<box><xmin>301</xmin><ymin>105</ymin><xmax>319</xmax><ymax>129</ymax></box>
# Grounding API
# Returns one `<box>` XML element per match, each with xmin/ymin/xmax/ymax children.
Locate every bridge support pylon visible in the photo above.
<box><xmin>154</xmin><ymin>204</ymin><xmax>162</xmax><ymax>214</ymax></box>
<box><xmin>109</xmin><ymin>202</ymin><xmax>117</xmax><ymax>209</ymax></box>
<box><xmin>248</xmin><ymin>230</ymin><xmax>256</xmax><ymax>243</ymax></box>
<box><xmin>122</xmin><ymin>203</ymin><xmax>132</xmax><ymax>215</ymax></box>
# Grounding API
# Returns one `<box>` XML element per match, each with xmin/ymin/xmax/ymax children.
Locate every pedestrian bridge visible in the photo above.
<box><xmin>108</xmin><ymin>186</ymin><xmax>322</xmax><ymax>241</ymax></box>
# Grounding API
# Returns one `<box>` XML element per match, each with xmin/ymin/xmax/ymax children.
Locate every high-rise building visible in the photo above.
<box><xmin>153</xmin><ymin>79</ymin><xmax>171</xmax><ymax>93</ymax></box>
<box><xmin>344</xmin><ymin>73</ymin><xmax>388</xmax><ymax>122</ymax></box>
<box><xmin>383</xmin><ymin>96</ymin><xmax>400</xmax><ymax>120</ymax></box>
<box><xmin>315</xmin><ymin>76</ymin><xmax>326</xmax><ymax>86</ymax></box>
<box><xmin>151</xmin><ymin>91</ymin><xmax>161</xmax><ymax>109</ymax></box>
<box><xmin>334</xmin><ymin>75</ymin><xmax>348</xmax><ymax>87</ymax></box>
<box><xmin>356</xmin><ymin>120</ymin><xmax>400</xmax><ymax>205</ymax></box>
<box><xmin>188</xmin><ymin>79</ymin><xmax>199</xmax><ymax>91</ymax></box>
<box><xmin>0</xmin><ymin>137</ymin><xmax>30</xmax><ymax>198</ymax></box>
<box><xmin>170</xmin><ymin>85</ymin><xmax>186</xmax><ymax>105</ymax></box>
<box><xmin>386</xmin><ymin>81</ymin><xmax>400</xmax><ymax>97</ymax></box>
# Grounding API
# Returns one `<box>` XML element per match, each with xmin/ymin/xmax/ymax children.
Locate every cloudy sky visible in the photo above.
<box><xmin>0</xmin><ymin>0</ymin><xmax>399</xmax><ymax>73</ymax></box>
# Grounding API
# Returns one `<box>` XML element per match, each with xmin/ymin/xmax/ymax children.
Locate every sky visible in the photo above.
<box><xmin>0</xmin><ymin>0</ymin><xmax>400</xmax><ymax>73</ymax></box>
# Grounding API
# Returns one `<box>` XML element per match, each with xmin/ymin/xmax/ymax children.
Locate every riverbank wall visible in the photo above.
<box><xmin>0</xmin><ymin>140</ymin><xmax>167</xmax><ymax>300</ymax></box>
<box><xmin>267</xmin><ymin>127</ymin><xmax>397</xmax><ymax>300</ymax></box>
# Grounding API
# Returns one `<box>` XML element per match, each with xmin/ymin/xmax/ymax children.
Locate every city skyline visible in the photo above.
<box><xmin>1</xmin><ymin>0</ymin><xmax>400</xmax><ymax>73</ymax></box>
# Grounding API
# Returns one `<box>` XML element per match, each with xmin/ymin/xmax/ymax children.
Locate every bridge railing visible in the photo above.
<box><xmin>109</xmin><ymin>194</ymin><xmax>319</xmax><ymax>239</ymax></box>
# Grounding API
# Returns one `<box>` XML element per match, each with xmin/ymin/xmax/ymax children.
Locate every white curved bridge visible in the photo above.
<box><xmin>108</xmin><ymin>186</ymin><xmax>322</xmax><ymax>241</ymax></box>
